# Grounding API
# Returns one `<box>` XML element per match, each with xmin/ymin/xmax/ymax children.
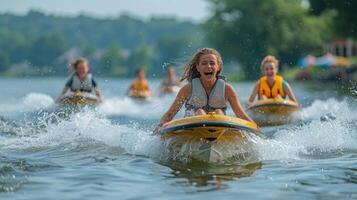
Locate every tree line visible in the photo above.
<box><xmin>0</xmin><ymin>1</ymin><xmax>355</xmax><ymax>79</ymax></box>
<box><xmin>0</xmin><ymin>10</ymin><xmax>205</xmax><ymax>77</ymax></box>
<box><xmin>205</xmin><ymin>0</ymin><xmax>356</xmax><ymax>79</ymax></box>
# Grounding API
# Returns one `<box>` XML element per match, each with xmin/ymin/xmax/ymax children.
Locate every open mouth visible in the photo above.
<box><xmin>204</xmin><ymin>72</ymin><xmax>214</xmax><ymax>76</ymax></box>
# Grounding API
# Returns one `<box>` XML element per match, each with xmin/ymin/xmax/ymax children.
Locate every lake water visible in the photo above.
<box><xmin>0</xmin><ymin>78</ymin><xmax>356</xmax><ymax>199</ymax></box>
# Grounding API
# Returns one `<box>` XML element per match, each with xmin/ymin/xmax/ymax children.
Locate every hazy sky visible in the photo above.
<box><xmin>0</xmin><ymin>0</ymin><xmax>210</xmax><ymax>21</ymax></box>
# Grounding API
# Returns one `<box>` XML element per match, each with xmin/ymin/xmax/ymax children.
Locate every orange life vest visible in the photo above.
<box><xmin>258</xmin><ymin>75</ymin><xmax>285</xmax><ymax>98</ymax></box>
<box><xmin>130</xmin><ymin>79</ymin><xmax>150</xmax><ymax>92</ymax></box>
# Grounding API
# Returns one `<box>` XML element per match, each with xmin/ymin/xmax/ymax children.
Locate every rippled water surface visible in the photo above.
<box><xmin>0</xmin><ymin>78</ymin><xmax>356</xmax><ymax>199</ymax></box>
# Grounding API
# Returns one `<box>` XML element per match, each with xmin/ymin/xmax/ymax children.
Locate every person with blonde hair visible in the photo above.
<box><xmin>157</xmin><ymin>48</ymin><xmax>255</xmax><ymax>128</ymax></box>
<box><xmin>56</xmin><ymin>58</ymin><xmax>102</xmax><ymax>102</ymax></box>
<box><xmin>247</xmin><ymin>55</ymin><xmax>297</xmax><ymax>107</ymax></box>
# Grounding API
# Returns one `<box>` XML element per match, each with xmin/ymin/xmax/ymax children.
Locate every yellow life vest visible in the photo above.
<box><xmin>258</xmin><ymin>75</ymin><xmax>285</xmax><ymax>98</ymax></box>
<box><xmin>130</xmin><ymin>79</ymin><xmax>150</xmax><ymax>92</ymax></box>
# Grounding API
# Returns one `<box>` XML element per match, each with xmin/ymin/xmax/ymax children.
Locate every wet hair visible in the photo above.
<box><xmin>69</xmin><ymin>58</ymin><xmax>88</xmax><ymax>73</ymax></box>
<box><xmin>260</xmin><ymin>55</ymin><xmax>279</xmax><ymax>74</ymax></box>
<box><xmin>181</xmin><ymin>48</ymin><xmax>223</xmax><ymax>81</ymax></box>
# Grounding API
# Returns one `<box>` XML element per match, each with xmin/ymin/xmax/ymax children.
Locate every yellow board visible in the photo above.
<box><xmin>59</xmin><ymin>92</ymin><xmax>99</xmax><ymax>107</ymax></box>
<box><xmin>156</xmin><ymin>114</ymin><xmax>261</xmax><ymax>162</ymax></box>
<box><xmin>248</xmin><ymin>98</ymin><xmax>301</xmax><ymax>126</ymax></box>
<box><xmin>128</xmin><ymin>90</ymin><xmax>151</xmax><ymax>101</ymax></box>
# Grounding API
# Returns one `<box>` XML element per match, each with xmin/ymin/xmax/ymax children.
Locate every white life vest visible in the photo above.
<box><xmin>70</xmin><ymin>74</ymin><xmax>94</xmax><ymax>92</ymax></box>
<box><xmin>185</xmin><ymin>76</ymin><xmax>226</xmax><ymax>113</ymax></box>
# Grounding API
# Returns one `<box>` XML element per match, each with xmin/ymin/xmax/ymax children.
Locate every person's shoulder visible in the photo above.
<box><xmin>142</xmin><ymin>79</ymin><xmax>150</xmax><ymax>85</ymax></box>
<box><xmin>66</xmin><ymin>74</ymin><xmax>75</xmax><ymax>81</ymax></box>
<box><xmin>130</xmin><ymin>79</ymin><xmax>138</xmax><ymax>85</ymax></box>
<box><xmin>282</xmin><ymin>79</ymin><xmax>290</xmax><ymax>87</ymax></box>
<box><xmin>181</xmin><ymin>83</ymin><xmax>190</xmax><ymax>90</ymax></box>
<box><xmin>225</xmin><ymin>83</ymin><xmax>235</xmax><ymax>92</ymax></box>
<box><xmin>225</xmin><ymin>82</ymin><xmax>232</xmax><ymax>87</ymax></box>
<box><xmin>175</xmin><ymin>83</ymin><xmax>190</xmax><ymax>99</ymax></box>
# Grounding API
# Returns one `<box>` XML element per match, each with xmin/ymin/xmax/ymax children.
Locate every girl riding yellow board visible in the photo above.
<box><xmin>158</xmin><ymin>48</ymin><xmax>256</xmax><ymax>128</ymax></box>
<box><xmin>56</xmin><ymin>58</ymin><xmax>102</xmax><ymax>105</ymax></box>
<box><xmin>247</xmin><ymin>55</ymin><xmax>298</xmax><ymax>106</ymax></box>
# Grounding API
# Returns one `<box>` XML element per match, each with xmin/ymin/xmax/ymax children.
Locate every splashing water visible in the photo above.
<box><xmin>1</xmin><ymin>97</ymin><xmax>356</xmax><ymax>164</ymax></box>
<box><xmin>0</xmin><ymin>93</ymin><xmax>55</xmax><ymax>114</ymax></box>
<box><xmin>0</xmin><ymin>110</ymin><xmax>162</xmax><ymax>157</ymax></box>
<box><xmin>255</xmin><ymin>98</ymin><xmax>357</xmax><ymax>160</ymax></box>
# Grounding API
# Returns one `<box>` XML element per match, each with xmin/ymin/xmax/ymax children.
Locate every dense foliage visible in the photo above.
<box><xmin>0</xmin><ymin>10</ymin><xmax>205</xmax><ymax>76</ymax></box>
<box><xmin>0</xmin><ymin>1</ymin><xmax>352</xmax><ymax>79</ymax></box>
<box><xmin>309</xmin><ymin>0</ymin><xmax>357</xmax><ymax>38</ymax></box>
<box><xmin>204</xmin><ymin>0</ymin><xmax>334</xmax><ymax>79</ymax></box>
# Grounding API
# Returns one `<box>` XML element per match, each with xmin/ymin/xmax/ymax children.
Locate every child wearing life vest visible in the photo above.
<box><xmin>247</xmin><ymin>55</ymin><xmax>297</xmax><ymax>107</ymax></box>
<box><xmin>158</xmin><ymin>48</ymin><xmax>255</xmax><ymax>128</ymax></box>
<box><xmin>127</xmin><ymin>68</ymin><xmax>153</xmax><ymax>98</ymax></box>
<box><xmin>56</xmin><ymin>58</ymin><xmax>102</xmax><ymax>102</ymax></box>
<box><xmin>159</xmin><ymin>66</ymin><xmax>181</xmax><ymax>95</ymax></box>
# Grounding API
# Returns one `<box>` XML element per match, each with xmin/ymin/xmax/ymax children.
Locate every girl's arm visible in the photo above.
<box><xmin>158</xmin><ymin>84</ymin><xmax>190</xmax><ymax>127</ymax></box>
<box><xmin>146</xmin><ymin>81</ymin><xmax>153</xmax><ymax>96</ymax></box>
<box><xmin>91</xmin><ymin>78</ymin><xmax>102</xmax><ymax>101</ymax></box>
<box><xmin>247</xmin><ymin>82</ymin><xmax>259</xmax><ymax>107</ymax></box>
<box><xmin>56</xmin><ymin>86</ymin><xmax>69</xmax><ymax>102</ymax></box>
<box><xmin>126</xmin><ymin>82</ymin><xmax>134</xmax><ymax>95</ymax></box>
<box><xmin>95</xmin><ymin>87</ymin><xmax>103</xmax><ymax>102</ymax></box>
<box><xmin>226</xmin><ymin>84</ymin><xmax>255</xmax><ymax>123</ymax></box>
<box><xmin>285</xmin><ymin>82</ymin><xmax>298</xmax><ymax>103</ymax></box>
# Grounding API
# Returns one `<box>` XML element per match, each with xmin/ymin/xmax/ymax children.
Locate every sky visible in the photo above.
<box><xmin>0</xmin><ymin>0</ymin><xmax>210</xmax><ymax>22</ymax></box>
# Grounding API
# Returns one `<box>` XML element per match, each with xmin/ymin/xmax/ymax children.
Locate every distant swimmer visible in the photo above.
<box><xmin>159</xmin><ymin>66</ymin><xmax>181</xmax><ymax>95</ymax></box>
<box><xmin>56</xmin><ymin>58</ymin><xmax>102</xmax><ymax>106</ymax></box>
<box><xmin>127</xmin><ymin>68</ymin><xmax>153</xmax><ymax>100</ymax></box>
<box><xmin>247</xmin><ymin>55</ymin><xmax>298</xmax><ymax>107</ymax></box>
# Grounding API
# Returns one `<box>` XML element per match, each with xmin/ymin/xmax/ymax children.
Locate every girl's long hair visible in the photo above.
<box><xmin>180</xmin><ymin>48</ymin><xmax>223</xmax><ymax>81</ymax></box>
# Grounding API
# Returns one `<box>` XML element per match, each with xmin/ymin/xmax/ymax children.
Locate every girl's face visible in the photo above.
<box><xmin>196</xmin><ymin>54</ymin><xmax>221</xmax><ymax>81</ymax></box>
<box><xmin>263</xmin><ymin>62</ymin><xmax>277</xmax><ymax>77</ymax></box>
<box><xmin>76</xmin><ymin>62</ymin><xmax>89</xmax><ymax>77</ymax></box>
<box><xmin>138</xmin><ymin>70</ymin><xmax>146</xmax><ymax>79</ymax></box>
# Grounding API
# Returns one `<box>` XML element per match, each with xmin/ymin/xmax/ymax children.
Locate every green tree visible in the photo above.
<box><xmin>98</xmin><ymin>43</ymin><xmax>126</xmax><ymax>76</ymax></box>
<box><xmin>127</xmin><ymin>45</ymin><xmax>154</xmax><ymax>75</ymax></box>
<box><xmin>156</xmin><ymin>34</ymin><xmax>204</xmax><ymax>70</ymax></box>
<box><xmin>29</xmin><ymin>32</ymin><xmax>67</xmax><ymax>68</ymax></box>
<box><xmin>205</xmin><ymin>0</ymin><xmax>333</xmax><ymax>79</ymax></box>
<box><xmin>309</xmin><ymin>0</ymin><xmax>357</xmax><ymax>38</ymax></box>
<box><xmin>0</xmin><ymin>10</ymin><xmax>206</xmax><ymax>77</ymax></box>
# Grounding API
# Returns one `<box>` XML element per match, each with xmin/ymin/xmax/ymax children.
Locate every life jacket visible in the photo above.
<box><xmin>130</xmin><ymin>79</ymin><xmax>150</xmax><ymax>92</ymax></box>
<box><xmin>69</xmin><ymin>73</ymin><xmax>94</xmax><ymax>93</ymax></box>
<box><xmin>185</xmin><ymin>76</ymin><xmax>227</xmax><ymax>114</ymax></box>
<box><xmin>162</xmin><ymin>78</ymin><xmax>179</xmax><ymax>88</ymax></box>
<box><xmin>258</xmin><ymin>75</ymin><xmax>285</xmax><ymax>98</ymax></box>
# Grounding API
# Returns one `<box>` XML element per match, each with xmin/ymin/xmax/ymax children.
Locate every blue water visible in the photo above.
<box><xmin>0</xmin><ymin>78</ymin><xmax>356</xmax><ymax>199</ymax></box>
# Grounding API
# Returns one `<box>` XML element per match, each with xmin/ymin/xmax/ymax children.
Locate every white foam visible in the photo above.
<box><xmin>0</xmin><ymin>93</ymin><xmax>55</xmax><ymax>114</ymax></box>
<box><xmin>1</xmin><ymin>98</ymin><xmax>356</xmax><ymax>163</ymax></box>
<box><xmin>293</xmin><ymin>98</ymin><xmax>355</xmax><ymax>121</ymax></box>
<box><xmin>256</xmin><ymin>98</ymin><xmax>357</xmax><ymax>160</ymax></box>
<box><xmin>0</xmin><ymin>110</ymin><xmax>161</xmax><ymax>157</ymax></box>
<box><xmin>23</xmin><ymin>93</ymin><xmax>55</xmax><ymax>110</ymax></box>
